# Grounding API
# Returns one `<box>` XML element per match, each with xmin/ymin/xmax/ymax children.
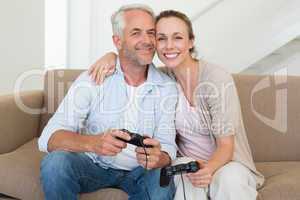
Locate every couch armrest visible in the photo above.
<box><xmin>0</xmin><ymin>90</ymin><xmax>44</xmax><ymax>154</ymax></box>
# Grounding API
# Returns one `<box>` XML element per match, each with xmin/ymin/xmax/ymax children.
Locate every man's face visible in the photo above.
<box><xmin>115</xmin><ymin>10</ymin><xmax>156</xmax><ymax>66</ymax></box>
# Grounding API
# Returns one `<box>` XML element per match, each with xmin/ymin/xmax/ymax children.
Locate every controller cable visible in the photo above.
<box><xmin>141</xmin><ymin>142</ymin><xmax>151</xmax><ymax>200</ymax></box>
<box><xmin>180</xmin><ymin>172</ymin><xmax>187</xmax><ymax>200</ymax></box>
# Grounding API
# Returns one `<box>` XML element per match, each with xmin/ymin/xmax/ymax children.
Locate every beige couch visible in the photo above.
<box><xmin>0</xmin><ymin>69</ymin><xmax>299</xmax><ymax>200</ymax></box>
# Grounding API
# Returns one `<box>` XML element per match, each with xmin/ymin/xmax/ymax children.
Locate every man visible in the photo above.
<box><xmin>38</xmin><ymin>4</ymin><xmax>178</xmax><ymax>200</ymax></box>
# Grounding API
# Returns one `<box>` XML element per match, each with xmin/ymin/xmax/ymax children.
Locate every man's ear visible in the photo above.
<box><xmin>112</xmin><ymin>35</ymin><xmax>122</xmax><ymax>50</ymax></box>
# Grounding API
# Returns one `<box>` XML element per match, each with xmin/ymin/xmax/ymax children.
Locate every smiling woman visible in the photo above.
<box><xmin>155</xmin><ymin>14</ymin><xmax>195</xmax><ymax>68</ymax></box>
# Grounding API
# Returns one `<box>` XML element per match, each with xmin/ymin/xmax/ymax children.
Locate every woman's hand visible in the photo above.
<box><xmin>186</xmin><ymin>160</ymin><xmax>214</xmax><ymax>188</ymax></box>
<box><xmin>88</xmin><ymin>52</ymin><xmax>118</xmax><ymax>84</ymax></box>
<box><xmin>186</xmin><ymin>135</ymin><xmax>234</xmax><ymax>188</ymax></box>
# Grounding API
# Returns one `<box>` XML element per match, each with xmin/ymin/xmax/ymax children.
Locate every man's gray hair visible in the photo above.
<box><xmin>111</xmin><ymin>4</ymin><xmax>155</xmax><ymax>37</ymax></box>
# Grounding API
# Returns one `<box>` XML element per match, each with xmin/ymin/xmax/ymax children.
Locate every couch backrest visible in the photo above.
<box><xmin>233</xmin><ymin>74</ymin><xmax>300</xmax><ymax>162</ymax></box>
<box><xmin>40</xmin><ymin>70</ymin><xmax>300</xmax><ymax>162</ymax></box>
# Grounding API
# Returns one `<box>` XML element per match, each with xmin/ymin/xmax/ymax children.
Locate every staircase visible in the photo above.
<box><xmin>190</xmin><ymin>0</ymin><xmax>300</xmax><ymax>73</ymax></box>
<box><xmin>242</xmin><ymin>37</ymin><xmax>300</xmax><ymax>75</ymax></box>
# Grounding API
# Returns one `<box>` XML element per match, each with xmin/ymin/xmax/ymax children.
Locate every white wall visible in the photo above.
<box><xmin>0</xmin><ymin>0</ymin><xmax>44</xmax><ymax>95</ymax></box>
<box><xmin>193</xmin><ymin>0</ymin><xmax>300</xmax><ymax>72</ymax></box>
<box><xmin>45</xmin><ymin>0</ymin><xmax>67</xmax><ymax>68</ymax></box>
<box><xmin>47</xmin><ymin>0</ymin><xmax>300</xmax><ymax>73</ymax></box>
<box><xmin>67</xmin><ymin>0</ymin><xmax>93</xmax><ymax>68</ymax></box>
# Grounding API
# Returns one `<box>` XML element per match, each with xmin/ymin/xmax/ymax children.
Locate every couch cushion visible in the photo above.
<box><xmin>233</xmin><ymin>75</ymin><xmax>300</xmax><ymax>162</ymax></box>
<box><xmin>256</xmin><ymin>161</ymin><xmax>300</xmax><ymax>200</ymax></box>
<box><xmin>0</xmin><ymin>90</ymin><xmax>43</xmax><ymax>154</ymax></box>
<box><xmin>0</xmin><ymin>138</ymin><xmax>44</xmax><ymax>199</ymax></box>
<box><xmin>0</xmin><ymin>139</ymin><xmax>128</xmax><ymax>200</ymax></box>
<box><xmin>80</xmin><ymin>189</ymin><xmax>127</xmax><ymax>200</ymax></box>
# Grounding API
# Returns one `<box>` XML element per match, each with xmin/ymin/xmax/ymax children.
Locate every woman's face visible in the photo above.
<box><xmin>156</xmin><ymin>17</ymin><xmax>194</xmax><ymax>68</ymax></box>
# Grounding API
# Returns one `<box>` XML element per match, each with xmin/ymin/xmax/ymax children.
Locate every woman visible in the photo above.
<box><xmin>88</xmin><ymin>10</ymin><xmax>264</xmax><ymax>200</ymax></box>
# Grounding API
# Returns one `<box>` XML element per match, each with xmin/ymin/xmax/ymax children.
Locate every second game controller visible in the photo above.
<box><xmin>160</xmin><ymin>161</ymin><xmax>200</xmax><ymax>187</ymax></box>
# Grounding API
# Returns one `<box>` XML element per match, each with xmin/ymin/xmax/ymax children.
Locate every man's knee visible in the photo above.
<box><xmin>40</xmin><ymin>151</ymin><xmax>78</xmax><ymax>183</ymax></box>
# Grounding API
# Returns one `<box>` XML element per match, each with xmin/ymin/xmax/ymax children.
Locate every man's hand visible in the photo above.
<box><xmin>135</xmin><ymin>138</ymin><xmax>171</xmax><ymax>169</ymax></box>
<box><xmin>88</xmin><ymin>129</ymin><xmax>130</xmax><ymax>156</ymax></box>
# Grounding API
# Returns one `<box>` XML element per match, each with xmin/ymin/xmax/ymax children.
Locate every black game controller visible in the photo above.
<box><xmin>160</xmin><ymin>161</ymin><xmax>200</xmax><ymax>187</ymax></box>
<box><xmin>116</xmin><ymin>129</ymin><xmax>153</xmax><ymax>148</ymax></box>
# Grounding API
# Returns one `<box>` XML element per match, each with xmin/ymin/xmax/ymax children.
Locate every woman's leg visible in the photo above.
<box><xmin>172</xmin><ymin>157</ymin><xmax>208</xmax><ymax>200</ymax></box>
<box><xmin>209</xmin><ymin>161</ymin><xmax>257</xmax><ymax>200</ymax></box>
